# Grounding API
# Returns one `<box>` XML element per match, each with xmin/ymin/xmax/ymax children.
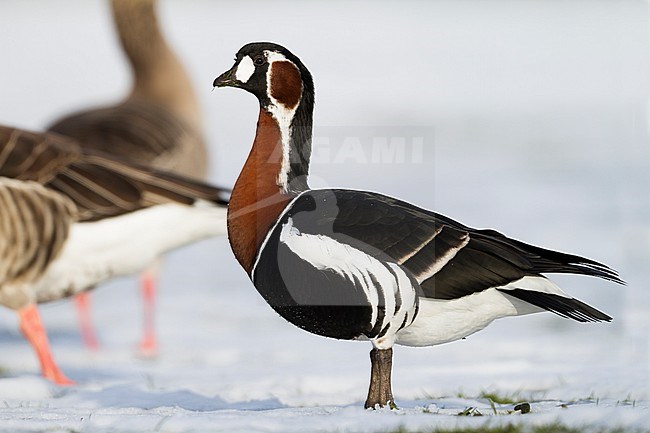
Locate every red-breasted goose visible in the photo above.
<box><xmin>47</xmin><ymin>0</ymin><xmax>209</xmax><ymax>355</ymax></box>
<box><xmin>213</xmin><ymin>42</ymin><xmax>623</xmax><ymax>409</ymax></box>
<box><xmin>0</xmin><ymin>125</ymin><xmax>227</xmax><ymax>384</ymax></box>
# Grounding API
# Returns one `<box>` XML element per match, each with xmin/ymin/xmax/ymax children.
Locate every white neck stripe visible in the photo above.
<box><xmin>264</xmin><ymin>51</ymin><xmax>300</xmax><ymax>193</ymax></box>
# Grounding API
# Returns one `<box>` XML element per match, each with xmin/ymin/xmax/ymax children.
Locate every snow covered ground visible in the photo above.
<box><xmin>0</xmin><ymin>1</ymin><xmax>649</xmax><ymax>432</ymax></box>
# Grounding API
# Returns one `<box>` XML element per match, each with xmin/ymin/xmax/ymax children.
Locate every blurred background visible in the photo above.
<box><xmin>0</xmin><ymin>0</ymin><xmax>648</xmax><ymax>405</ymax></box>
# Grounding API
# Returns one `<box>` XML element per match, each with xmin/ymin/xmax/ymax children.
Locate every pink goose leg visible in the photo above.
<box><xmin>74</xmin><ymin>292</ymin><xmax>99</xmax><ymax>350</ymax></box>
<box><xmin>138</xmin><ymin>267</ymin><xmax>158</xmax><ymax>357</ymax></box>
<box><xmin>18</xmin><ymin>304</ymin><xmax>74</xmax><ymax>385</ymax></box>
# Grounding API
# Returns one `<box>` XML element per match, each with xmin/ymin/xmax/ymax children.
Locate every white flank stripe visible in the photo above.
<box><xmin>235</xmin><ymin>55</ymin><xmax>255</xmax><ymax>83</ymax></box>
<box><xmin>415</xmin><ymin>233</ymin><xmax>469</xmax><ymax>283</ymax></box>
<box><xmin>377</xmin><ymin>266</ymin><xmax>396</xmax><ymax>336</ymax></box>
<box><xmin>278</xmin><ymin>217</ymin><xmax>419</xmax><ymax>348</ymax></box>
<box><xmin>396</xmin><ymin>227</ymin><xmax>442</xmax><ymax>265</ymax></box>
<box><xmin>280</xmin><ymin>218</ymin><xmax>380</xmax><ymax>326</ymax></box>
<box><xmin>379</xmin><ymin>263</ymin><xmax>418</xmax><ymax>345</ymax></box>
<box><xmin>497</xmin><ymin>275</ymin><xmax>571</xmax><ymax>298</ymax></box>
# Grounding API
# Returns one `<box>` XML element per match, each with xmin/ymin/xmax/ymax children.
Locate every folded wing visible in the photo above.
<box><xmin>287</xmin><ymin>189</ymin><xmax>623</xmax><ymax>322</ymax></box>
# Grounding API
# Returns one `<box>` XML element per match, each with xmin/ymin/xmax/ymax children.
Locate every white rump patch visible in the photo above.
<box><xmin>235</xmin><ymin>55</ymin><xmax>255</xmax><ymax>83</ymax></box>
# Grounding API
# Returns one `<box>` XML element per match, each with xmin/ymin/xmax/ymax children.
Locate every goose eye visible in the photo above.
<box><xmin>254</xmin><ymin>56</ymin><xmax>265</xmax><ymax>66</ymax></box>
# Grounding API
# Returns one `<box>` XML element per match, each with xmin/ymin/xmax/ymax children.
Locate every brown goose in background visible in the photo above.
<box><xmin>47</xmin><ymin>0</ymin><xmax>209</xmax><ymax>355</ymax></box>
<box><xmin>0</xmin><ymin>125</ymin><xmax>227</xmax><ymax>384</ymax></box>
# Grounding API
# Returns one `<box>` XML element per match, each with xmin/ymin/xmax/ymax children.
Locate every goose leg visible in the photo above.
<box><xmin>74</xmin><ymin>292</ymin><xmax>99</xmax><ymax>350</ymax></box>
<box><xmin>18</xmin><ymin>304</ymin><xmax>74</xmax><ymax>385</ymax></box>
<box><xmin>364</xmin><ymin>347</ymin><xmax>396</xmax><ymax>409</ymax></box>
<box><xmin>138</xmin><ymin>266</ymin><xmax>158</xmax><ymax>357</ymax></box>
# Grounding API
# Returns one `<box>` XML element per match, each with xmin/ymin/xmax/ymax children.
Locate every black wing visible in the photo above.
<box><xmin>284</xmin><ymin>189</ymin><xmax>622</xmax><ymax>321</ymax></box>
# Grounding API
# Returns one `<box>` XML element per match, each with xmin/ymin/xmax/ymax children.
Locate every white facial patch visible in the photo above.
<box><xmin>235</xmin><ymin>55</ymin><xmax>255</xmax><ymax>83</ymax></box>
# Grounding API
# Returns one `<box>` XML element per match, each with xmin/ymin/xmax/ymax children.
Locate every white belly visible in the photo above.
<box><xmin>33</xmin><ymin>202</ymin><xmax>227</xmax><ymax>303</ymax></box>
<box><xmin>395</xmin><ymin>288</ymin><xmax>543</xmax><ymax>347</ymax></box>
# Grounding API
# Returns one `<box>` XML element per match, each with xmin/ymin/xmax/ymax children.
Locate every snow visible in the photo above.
<box><xmin>0</xmin><ymin>0</ymin><xmax>649</xmax><ymax>432</ymax></box>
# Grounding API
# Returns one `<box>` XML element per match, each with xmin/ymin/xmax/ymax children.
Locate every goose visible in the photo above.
<box><xmin>0</xmin><ymin>125</ymin><xmax>227</xmax><ymax>384</ymax></box>
<box><xmin>47</xmin><ymin>0</ymin><xmax>209</xmax><ymax>354</ymax></box>
<box><xmin>212</xmin><ymin>42</ymin><xmax>623</xmax><ymax>409</ymax></box>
